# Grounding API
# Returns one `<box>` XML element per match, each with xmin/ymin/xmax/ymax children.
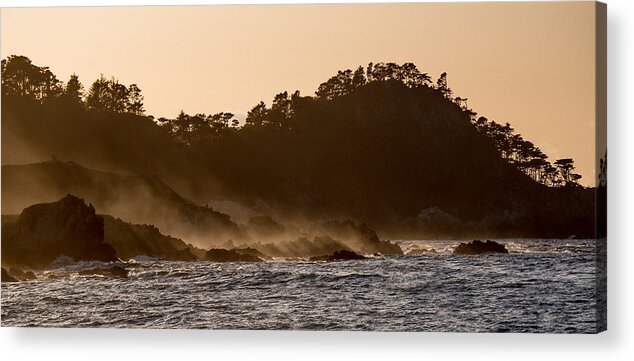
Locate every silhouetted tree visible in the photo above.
<box><xmin>86</xmin><ymin>75</ymin><xmax>142</xmax><ymax>114</ymax></box>
<box><xmin>554</xmin><ymin>158</ymin><xmax>581</xmax><ymax>186</ymax></box>
<box><xmin>245</xmin><ymin>101</ymin><xmax>269</xmax><ymax>127</ymax></box>
<box><xmin>108</xmin><ymin>77</ymin><xmax>130</xmax><ymax>113</ymax></box>
<box><xmin>436</xmin><ymin>72</ymin><xmax>453</xmax><ymax>99</ymax></box>
<box><xmin>316</xmin><ymin>70</ymin><xmax>354</xmax><ymax>100</ymax></box>
<box><xmin>86</xmin><ymin>74</ymin><xmax>110</xmax><ymax>111</ymax></box>
<box><xmin>126</xmin><ymin>84</ymin><xmax>144</xmax><ymax>115</ymax></box>
<box><xmin>63</xmin><ymin>73</ymin><xmax>84</xmax><ymax>105</ymax></box>
<box><xmin>1</xmin><ymin>55</ymin><xmax>62</xmax><ymax>101</ymax></box>
<box><xmin>352</xmin><ymin>66</ymin><xmax>366</xmax><ymax>88</ymax></box>
<box><xmin>401</xmin><ymin>62</ymin><xmax>431</xmax><ymax>88</ymax></box>
<box><xmin>366</xmin><ymin>62</ymin><xmax>374</xmax><ymax>82</ymax></box>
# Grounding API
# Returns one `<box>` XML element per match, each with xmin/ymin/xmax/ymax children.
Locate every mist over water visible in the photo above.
<box><xmin>1</xmin><ymin>239</ymin><xmax>599</xmax><ymax>333</ymax></box>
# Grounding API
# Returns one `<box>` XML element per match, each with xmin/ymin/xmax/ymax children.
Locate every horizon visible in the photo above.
<box><xmin>1</xmin><ymin>2</ymin><xmax>600</xmax><ymax>185</ymax></box>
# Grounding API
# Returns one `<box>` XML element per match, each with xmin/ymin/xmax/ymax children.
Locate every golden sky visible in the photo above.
<box><xmin>1</xmin><ymin>2</ymin><xmax>600</xmax><ymax>185</ymax></box>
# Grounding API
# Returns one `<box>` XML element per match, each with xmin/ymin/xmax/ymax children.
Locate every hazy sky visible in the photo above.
<box><xmin>1</xmin><ymin>2</ymin><xmax>600</xmax><ymax>184</ymax></box>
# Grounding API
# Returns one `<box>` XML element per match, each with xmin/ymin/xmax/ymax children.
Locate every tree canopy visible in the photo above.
<box><xmin>2</xmin><ymin>55</ymin><xmax>583</xmax><ymax>189</ymax></box>
<box><xmin>1</xmin><ymin>55</ymin><xmax>145</xmax><ymax>116</ymax></box>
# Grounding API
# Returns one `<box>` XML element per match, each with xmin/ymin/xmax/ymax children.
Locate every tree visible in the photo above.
<box><xmin>63</xmin><ymin>73</ymin><xmax>84</xmax><ymax>105</ymax></box>
<box><xmin>352</xmin><ymin>66</ymin><xmax>366</xmax><ymax>88</ymax></box>
<box><xmin>245</xmin><ymin>101</ymin><xmax>269</xmax><ymax>127</ymax></box>
<box><xmin>366</xmin><ymin>62</ymin><xmax>374</xmax><ymax>82</ymax></box>
<box><xmin>315</xmin><ymin>70</ymin><xmax>354</xmax><ymax>100</ymax></box>
<box><xmin>86</xmin><ymin>74</ymin><xmax>110</xmax><ymax>111</ymax></box>
<box><xmin>126</xmin><ymin>84</ymin><xmax>144</xmax><ymax>115</ymax></box>
<box><xmin>401</xmin><ymin>62</ymin><xmax>431</xmax><ymax>88</ymax></box>
<box><xmin>371</xmin><ymin>62</ymin><xmax>389</xmax><ymax>81</ymax></box>
<box><xmin>554</xmin><ymin>158</ymin><xmax>581</xmax><ymax>186</ymax></box>
<box><xmin>108</xmin><ymin>77</ymin><xmax>129</xmax><ymax>113</ymax></box>
<box><xmin>86</xmin><ymin>75</ymin><xmax>133</xmax><ymax>113</ymax></box>
<box><xmin>1</xmin><ymin>55</ymin><xmax>63</xmax><ymax>101</ymax></box>
<box><xmin>436</xmin><ymin>72</ymin><xmax>453</xmax><ymax>99</ymax></box>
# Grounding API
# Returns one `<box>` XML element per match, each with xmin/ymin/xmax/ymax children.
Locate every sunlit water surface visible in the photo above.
<box><xmin>1</xmin><ymin>239</ymin><xmax>603</xmax><ymax>332</ymax></box>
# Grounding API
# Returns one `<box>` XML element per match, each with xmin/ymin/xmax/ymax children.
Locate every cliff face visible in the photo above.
<box><xmin>1</xmin><ymin>195</ymin><xmax>117</xmax><ymax>268</ymax></box>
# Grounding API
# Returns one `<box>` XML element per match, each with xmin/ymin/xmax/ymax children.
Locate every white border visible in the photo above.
<box><xmin>1</xmin><ymin>1</ymin><xmax>632</xmax><ymax>360</ymax></box>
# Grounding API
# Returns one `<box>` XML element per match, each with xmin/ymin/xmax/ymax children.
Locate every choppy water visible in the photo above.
<box><xmin>1</xmin><ymin>239</ymin><xmax>604</xmax><ymax>332</ymax></box>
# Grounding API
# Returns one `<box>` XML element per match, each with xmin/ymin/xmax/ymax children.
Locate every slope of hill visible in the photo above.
<box><xmin>197</xmin><ymin>80</ymin><xmax>596</xmax><ymax>237</ymax></box>
<box><xmin>1</xmin><ymin>160</ymin><xmax>243</xmax><ymax>247</ymax></box>
<box><xmin>1</xmin><ymin>58</ymin><xmax>597</xmax><ymax>238</ymax></box>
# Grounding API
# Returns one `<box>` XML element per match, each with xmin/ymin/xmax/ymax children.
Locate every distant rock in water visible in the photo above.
<box><xmin>1</xmin><ymin>267</ymin><xmax>19</xmax><ymax>282</ymax></box>
<box><xmin>309</xmin><ymin>249</ymin><xmax>366</xmax><ymax>262</ymax></box>
<box><xmin>232</xmin><ymin>247</ymin><xmax>271</xmax><ymax>260</ymax></box>
<box><xmin>454</xmin><ymin>240</ymin><xmax>509</xmax><ymax>255</ymax></box>
<box><xmin>78</xmin><ymin>266</ymin><xmax>128</xmax><ymax>278</ymax></box>
<box><xmin>249</xmin><ymin>220</ymin><xmax>402</xmax><ymax>259</ymax></box>
<box><xmin>407</xmin><ymin>248</ymin><xmax>437</xmax><ymax>255</ymax></box>
<box><xmin>7</xmin><ymin>267</ymin><xmax>37</xmax><ymax>281</ymax></box>
<box><xmin>204</xmin><ymin>249</ymin><xmax>263</xmax><ymax>262</ymax></box>
<box><xmin>310</xmin><ymin>220</ymin><xmax>403</xmax><ymax>255</ymax></box>
<box><xmin>1</xmin><ymin>194</ymin><xmax>117</xmax><ymax>269</ymax></box>
<box><xmin>23</xmin><ymin>271</ymin><xmax>37</xmax><ymax>280</ymax></box>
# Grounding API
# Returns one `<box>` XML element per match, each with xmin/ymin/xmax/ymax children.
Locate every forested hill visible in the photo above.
<box><xmin>1</xmin><ymin>56</ymin><xmax>595</xmax><ymax>238</ymax></box>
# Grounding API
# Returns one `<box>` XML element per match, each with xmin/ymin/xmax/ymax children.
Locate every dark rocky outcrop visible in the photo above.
<box><xmin>1</xmin><ymin>267</ymin><xmax>19</xmax><ymax>282</ymax></box>
<box><xmin>454</xmin><ymin>240</ymin><xmax>509</xmax><ymax>255</ymax></box>
<box><xmin>406</xmin><ymin>248</ymin><xmax>437</xmax><ymax>255</ymax></box>
<box><xmin>102</xmin><ymin>215</ymin><xmax>202</xmax><ymax>261</ymax></box>
<box><xmin>253</xmin><ymin>235</ymin><xmax>348</xmax><ymax>259</ymax></box>
<box><xmin>7</xmin><ymin>267</ymin><xmax>37</xmax><ymax>281</ymax></box>
<box><xmin>1</xmin><ymin>195</ymin><xmax>117</xmax><ymax>269</ymax></box>
<box><xmin>204</xmin><ymin>248</ymin><xmax>263</xmax><ymax>262</ymax></box>
<box><xmin>310</xmin><ymin>220</ymin><xmax>403</xmax><ymax>255</ymax></box>
<box><xmin>78</xmin><ymin>266</ymin><xmax>128</xmax><ymax>278</ymax></box>
<box><xmin>249</xmin><ymin>221</ymin><xmax>403</xmax><ymax>259</ymax></box>
<box><xmin>309</xmin><ymin>250</ymin><xmax>366</xmax><ymax>262</ymax></box>
<box><xmin>232</xmin><ymin>247</ymin><xmax>270</xmax><ymax>260</ymax></box>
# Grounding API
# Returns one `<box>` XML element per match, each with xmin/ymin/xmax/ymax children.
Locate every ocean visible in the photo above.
<box><xmin>1</xmin><ymin>239</ymin><xmax>604</xmax><ymax>333</ymax></box>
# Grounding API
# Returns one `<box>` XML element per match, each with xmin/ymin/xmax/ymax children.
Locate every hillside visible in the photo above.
<box><xmin>194</xmin><ymin>80</ymin><xmax>595</xmax><ymax>237</ymax></box>
<box><xmin>1</xmin><ymin>160</ymin><xmax>243</xmax><ymax>247</ymax></box>
<box><xmin>1</xmin><ymin>58</ymin><xmax>597</xmax><ymax>238</ymax></box>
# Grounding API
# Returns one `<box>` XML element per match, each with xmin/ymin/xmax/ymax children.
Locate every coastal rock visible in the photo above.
<box><xmin>204</xmin><ymin>248</ymin><xmax>263</xmax><ymax>262</ymax></box>
<box><xmin>6</xmin><ymin>267</ymin><xmax>37</xmax><ymax>281</ymax></box>
<box><xmin>232</xmin><ymin>247</ymin><xmax>271</xmax><ymax>260</ymax></box>
<box><xmin>102</xmin><ymin>215</ymin><xmax>201</xmax><ymax>261</ymax></box>
<box><xmin>78</xmin><ymin>266</ymin><xmax>128</xmax><ymax>278</ymax></box>
<box><xmin>407</xmin><ymin>247</ymin><xmax>437</xmax><ymax>255</ymax></box>
<box><xmin>309</xmin><ymin>249</ymin><xmax>366</xmax><ymax>262</ymax></box>
<box><xmin>1</xmin><ymin>267</ymin><xmax>19</xmax><ymax>282</ymax></box>
<box><xmin>454</xmin><ymin>240</ymin><xmax>509</xmax><ymax>255</ymax></box>
<box><xmin>311</xmin><ymin>220</ymin><xmax>403</xmax><ymax>255</ymax></box>
<box><xmin>23</xmin><ymin>271</ymin><xmax>37</xmax><ymax>280</ymax></box>
<box><xmin>1</xmin><ymin>194</ymin><xmax>117</xmax><ymax>269</ymax></box>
